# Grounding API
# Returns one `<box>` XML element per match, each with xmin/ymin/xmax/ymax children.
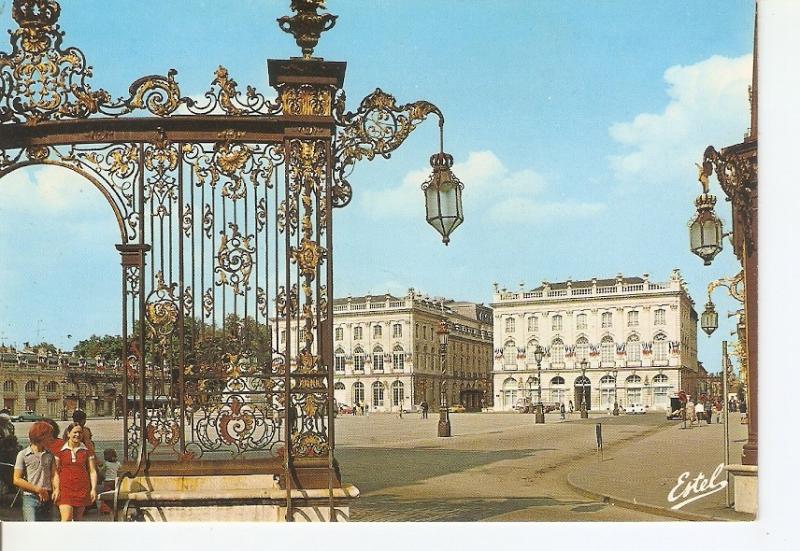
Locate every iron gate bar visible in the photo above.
<box><xmin>0</xmin><ymin>0</ymin><xmax>457</xmax><ymax>522</ymax></box>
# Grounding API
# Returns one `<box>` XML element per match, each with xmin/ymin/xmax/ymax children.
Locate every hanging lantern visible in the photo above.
<box><xmin>689</xmin><ymin>193</ymin><xmax>723</xmax><ymax>265</ymax></box>
<box><xmin>422</xmin><ymin>152</ymin><xmax>464</xmax><ymax>245</ymax></box>
<box><xmin>700</xmin><ymin>301</ymin><xmax>719</xmax><ymax>336</ymax></box>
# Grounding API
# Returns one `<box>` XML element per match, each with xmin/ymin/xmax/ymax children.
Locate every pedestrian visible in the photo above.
<box><xmin>72</xmin><ymin>409</ymin><xmax>87</xmax><ymax>427</ymax></box>
<box><xmin>364</xmin><ymin>404</ymin><xmax>369</xmax><ymax>417</ymax></box>
<box><xmin>352</xmin><ymin>402</ymin><xmax>358</xmax><ymax>416</ymax></box>
<box><xmin>686</xmin><ymin>398</ymin><xmax>696</xmax><ymax>426</ymax></box>
<box><xmin>98</xmin><ymin>448</ymin><xmax>120</xmax><ymax>514</ymax></box>
<box><xmin>420</xmin><ymin>401</ymin><xmax>428</xmax><ymax>419</ymax></box>
<box><xmin>568</xmin><ymin>400</ymin><xmax>574</xmax><ymax>414</ymax></box>
<box><xmin>0</xmin><ymin>412</ymin><xmax>19</xmax><ymax>494</ymax></box>
<box><xmin>399</xmin><ymin>406</ymin><xmax>403</xmax><ymax>419</ymax></box>
<box><xmin>715</xmin><ymin>401</ymin><xmax>723</xmax><ymax>424</ymax></box>
<box><xmin>695</xmin><ymin>400</ymin><xmax>705</xmax><ymax>426</ymax></box>
<box><xmin>739</xmin><ymin>400</ymin><xmax>747</xmax><ymax>423</ymax></box>
<box><xmin>55</xmin><ymin>423</ymin><xmax>98</xmax><ymax>521</ymax></box>
<box><xmin>13</xmin><ymin>421</ymin><xmax>59</xmax><ymax>521</ymax></box>
<box><xmin>559</xmin><ymin>403</ymin><xmax>566</xmax><ymax>421</ymax></box>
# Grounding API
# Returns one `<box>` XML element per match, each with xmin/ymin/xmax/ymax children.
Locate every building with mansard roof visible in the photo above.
<box><xmin>491</xmin><ymin>270</ymin><xmax>698</xmax><ymax>412</ymax></box>
<box><xmin>276</xmin><ymin>289</ymin><xmax>494</xmax><ymax>412</ymax></box>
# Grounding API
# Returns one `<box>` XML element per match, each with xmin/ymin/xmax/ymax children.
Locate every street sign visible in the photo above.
<box><xmin>595</xmin><ymin>423</ymin><xmax>603</xmax><ymax>450</ymax></box>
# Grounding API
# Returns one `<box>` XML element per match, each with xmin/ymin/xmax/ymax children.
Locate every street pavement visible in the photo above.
<box><xmin>0</xmin><ymin>410</ymin><xmax>753</xmax><ymax>522</ymax></box>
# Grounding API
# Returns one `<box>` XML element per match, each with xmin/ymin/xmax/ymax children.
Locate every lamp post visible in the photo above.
<box><xmin>691</xmin><ymin>9</ymin><xmax>757</xmax><ymax>471</ymax></box>
<box><xmin>612</xmin><ymin>367</ymin><xmax>619</xmax><ymax>415</ymax></box>
<box><xmin>533</xmin><ymin>345</ymin><xmax>545</xmax><ymax>424</ymax></box>
<box><xmin>580</xmin><ymin>358</ymin><xmax>589</xmax><ymax>419</ymax></box>
<box><xmin>436</xmin><ymin>320</ymin><xmax>451</xmax><ymax>437</ymax></box>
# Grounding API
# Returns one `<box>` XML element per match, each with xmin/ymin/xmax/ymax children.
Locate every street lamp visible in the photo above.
<box><xmin>533</xmin><ymin>345</ymin><xmax>544</xmax><ymax>424</ymax></box>
<box><xmin>579</xmin><ymin>358</ymin><xmax>589</xmax><ymax>419</ymax></box>
<box><xmin>701</xmin><ymin>301</ymin><xmax>719</xmax><ymax>336</ymax></box>
<box><xmin>688</xmin><ymin>184</ymin><xmax>724</xmax><ymax>266</ymax></box>
<box><xmin>423</xmin><ymin>150</ymin><xmax>464</xmax><ymax>246</ymax></box>
<box><xmin>436</xmin><ymin>320</ymin><xmax>451</xmax><ymax>437</ymax></box>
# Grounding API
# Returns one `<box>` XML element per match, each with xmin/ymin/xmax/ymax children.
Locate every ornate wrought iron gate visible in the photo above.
<box><xmin>0</xmin><ymin>0</ymin><xmax>454</xmax><ymax>520</ymax></box>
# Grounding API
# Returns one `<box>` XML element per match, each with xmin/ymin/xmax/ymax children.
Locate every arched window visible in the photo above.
<box><xmin>627</xmin><ymin>334</ymin><xmax>641</xmax><ymax>363</ymax></box>
<box><xmin>575</xmin><ymin>375</ymin><xmax>590</xmax><ymax>386</ymax></box>
<box><xmin>393</xmin><ymin>344</ymin><xmax>405</xmax><ymax>371</ymax></box>
<box><xmin>502</xmin><ymin>377</ymin><xmax>518</xmax><ymax>410</ymax></box>
<box><xmin>334</xmin><ymin>347</ymin><xmax>345</xmax><ymax>372</ymax></box>
<box><xmin>353</xmin><ymin>347</ymin><xmax>365</xmax><ymax>372</ymax></box>
<box><xmin>626</xmin><ymin>374</ymin><xmax>642</xmax><ymax>384</ymax></box>
<box><xmin>575</xmin><ymin>337</ymin><xmax>589</xmax><ymax>362</ymax></box>
<box><xmin>46</xmin><ymin>381</ymin><xmax>58</xmax><ymax>393</ymax></box>
<box><xmin>600</xmin><ymin>375</ymin><xmax>616</xmax><ymax>385</ymax></box>
<box><xmin>549</xmin><ymin>376</ymin><xmax>566</xmax><ymax>403</ymax></box>
<box><xmin>3</xmin><ymin>380</ymin><xmax>14</xmax><ymax>392</ymax></box>
<box><xmin>625</xmin><ymin>374</ymin><xmax>642</xmax><ymax>404</ymax></box>
<box><xmin>392</xmin><ymin>323</ymin><xmax>402</xmax><ymax>338</ymax></box>
<box><xmin>334</xmin><ymin>382</ymin><xmax>346</xmax><ymax>390</ymax></box>
<box><xmin>503</xmin><ymin>340</ymin><xmax>517</xmax><ymax>367</ymax></box>
<box><xmin>372</xmin><ymin>345</ymin><xmax>384</xmax><ymax>372</ymax></box>
<box><xmin>372</xmin><ymin>381</ymin><xmax>385</xmax><ymax>408</ymax></box>
<box><xmin>352</xmin><ymin>382</ymin><xmax>365</xmax><ymax>405</ymax></box>
<box><xmin>653</xmin><ymin>374</ymin><xmax>668</xmax><ymax>384</ymax></box>
<box><xmin>550</xmin><ymin>376</ymin><xmax>565</xmax><ymax>385</ymax></box>
<box><xmin>551</xmin><ymin>339</ymin><xmax>565</xmax><ymax>364</ymax></box>
<box><xmin>600</xmin><ymin>336</ymin><xmax>615</xmax><ymax>364</ymax></box>
<box><xmin>526</xmin><ymin>340</ymin><xmax>539</xmax><ymax>364</ymax></box>
<box><xmin>653</xmin><ymin>333</ymin><xmax>668</xmax><ymax>363</ymax></box>
<box><xmin>25</xmin><ymin>380</ymin><xmax>36</xmax><ymax>393</ymax></box>
<box><xmin>391</xmin><ymin>381</ymin><xmax>404</xmax><ymax>407</ymax></box>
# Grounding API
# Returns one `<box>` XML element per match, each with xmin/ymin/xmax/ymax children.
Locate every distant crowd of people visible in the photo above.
<box><xmin>0</xmin><ymin>410</ymin><xmax>120</xmax><ymax>521</ymax></box>
<box><xmin>672</xmin><ymin>396</ymin><xmax>747</xmax><ymax>426</ymax></box>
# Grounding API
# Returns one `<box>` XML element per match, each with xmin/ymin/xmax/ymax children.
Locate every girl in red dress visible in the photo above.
<box><xmin>55</xmin><ymin>423</ymin><xmax>97</xmax><ymax>521</ymax></box>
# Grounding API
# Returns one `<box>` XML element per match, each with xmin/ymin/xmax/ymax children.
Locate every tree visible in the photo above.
<box><xmin>73</xmin><ymin>334</ymin><xmax>124</xmax><ymax>360</ymax></box>
<box><xmin>29</xmin><ymin>341</ymin><xmax>58</xmax><ymax>354</ymax></box>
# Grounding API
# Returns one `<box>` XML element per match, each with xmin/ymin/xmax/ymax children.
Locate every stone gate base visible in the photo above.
<box><xmin>725</xmin><ymin>464</ymin><xmax>757</xmax><ymax>515</ymax></box>
<box><xmin>104</xmin><ymin>472</ymin><xmax>359</xmax><ymax>522</ymax></box>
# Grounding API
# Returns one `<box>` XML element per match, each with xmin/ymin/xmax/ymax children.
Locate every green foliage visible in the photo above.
<box><xmin>73</xmin><ymin>334</ymin><xmax>124</xmax><ymax>360</ymax></box>
<box><xmin>29</xmin><ymin>341</ymin><xmax>58</xmax><ymax>354</ymax></box>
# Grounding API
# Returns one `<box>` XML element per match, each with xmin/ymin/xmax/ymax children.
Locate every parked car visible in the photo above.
<box><xmin>624</xmin><ymin>403</ymin><xmax>646</xmax><ymax>415</ymax></box>
<box><xmin>11</xmin><ymin>410</ymin><xmax>46</xmax><ymax>422</ymax></box>
<box><xmin>513</xmin><ymin>398</ymin><xmax>532</xmax><ymax>413</ymax></box>
<box><xmin>337</xmin><ymin>402</ymin><xmax>354</xmax><ymax>415</ymax></box>
<box><xmin>544</xmin><ymin>403</ymin><xmax>561</xmax><ymax>413</ymax></box>
<box><xmin>449</xmin><ymin>404</ymin><xmax>466</xmax><ymax>413</ymax></box>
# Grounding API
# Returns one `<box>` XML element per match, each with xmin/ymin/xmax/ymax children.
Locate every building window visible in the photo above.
<box><xmin>654</xmin><ymin>309</ymin><xmax>666</xmax><ymax>325</ymax></box>
<box><xmin>576</xmin><ymin>314</ymin><xmax>587</xmax><ymax>330</ymax></box>
<box><xmin>552</xmin><ymin>315</ymin><xmax>563</xmax><ymax>332</ymax></box>
<box><xmin>353</xmin><ymin>347</ymin><xmax>365</xmax><ymax>372</ymax></box>
<box><xmin>46</xmin><ymin>381</ymin><xmax>58</xmax><ymax>393</ymax></box>
<box><xmin>600</xmin><ymin>336</ymin><xmax>615</xmax><ymax>364</ymax></box>
<box><xmin>335</xmin><ymin>327</ymin><xmax>343</xmax><ymax>341</ymax></box>
<box><xmin>528</xmin><ymin>317</ymin><xmax>538</xmax><ymax>332</ymax></box>
<box><xmin>626</xmin><ymin>334</ymin><xmax>641</xmax><ymax>363</ymax></box>
<box><xmin>354</xmin><ymin>326</ymin><xmax>363</xmax><ymax>340</ymax></box>
<box><xmin>505</xmin><ymin>317</ymin><xmax>515</xmax><ymax>333</ymax></box>
<box><xmin>372</xmin><ymin>346</ymin><xmax>384</xmax><ymax>372</ymax></box>
<box><xmin>601</xmin><ymin>312</ymin><xmax>612</xmax><ymax>328</ymax></box>
<box><xmin>373</xmin><ymin>325</ymin><xmax>382</xmax><ymax>339</ymax></box>
<box><xmin>503</xmin><ymin>341</ymin><xmax>517</xmax><ymax>367</ymax></box>
<box><xmin>551</xmin><ymin>339</ymin><xmax>565</xmax><ymax>364</ymax></box>
<box><xmin>334</xmin><ymin>348</ymin><xmax>345</xmax><ymax>373</ymax></box>
<box><xmin>281</xmin><ymin>330</ymin><xmax>286</xmax><ymax>343</ymax></box>
<box><xmin>392</xmin><ymin>381</ymin><xmax>404</xmax><ymax>407</ymax></box>
<box><xmin>392</xmin><ymin>323</ymin><xmax>402</xmax><ymax>338</ymax></box>
<box><xmin>3</xmin><ymin>380</ymin><xmax>14</xmax><ymax>392</ymax></box>
<box><xmin>393</xmin><ymin>345</ymin><xmax>405</xmax><ymax>371</ymax></box>
<box><xmin>653</xmin><ymin>333</ymin><xmax>668</xmax><ymax>362</ymax></box>
<box><xmin>372</xmin><ymin>381</ymin><xmax>385</xmax><ymax>408</ymax></box>
<box><xmin>415</xmin><ymin>323</ymin><xmax>419</xmax><ymax>338</ymax></box>
<box><xmin>575</xmin><ymin>337</ymin><xmax>589</xmax><ymax>362</ymax></box>
<box><xmin>25</xmin><ymin>380</ymin><xmax>36</xmax><ymax>393</ymax></box>
<box><xmin>627</xmin><ymin>311</ymin><xmax>639</xmax><ymax>327</ymax></box>
<box><xmin>353</xmin><ymin>382</ymin><xmax>365</xmax><ymax>405</ymax></box>
<box><xmin>526</xmin><ymin>340</ymin><xmax>539</xmax><ymax>364</ymax></box>
<box><xmin>334</xmin><ymin>382</ymin><xmax>346</xmax><ymax>390</ymax></box>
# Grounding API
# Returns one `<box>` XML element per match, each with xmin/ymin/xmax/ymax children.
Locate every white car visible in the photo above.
<box><xmin>624</xmin><ymin>403</ymin><xmax>646</xmax><ymax>414</ymax></box>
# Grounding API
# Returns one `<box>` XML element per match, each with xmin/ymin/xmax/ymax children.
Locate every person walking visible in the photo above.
<box><xmin>13</xmin><ymin>421</ymin><xmax>59</xmax><ymax>521</ymax></box>
<box><xmin>686</xmin><ymin>398</ymin><xmax>696</xmax><ymax>426</ymax></box>
<box><xmin>55</xmin><ymin>423</ymin><xmax>98</xmax><ymax>521</ymax></box>
<box><xmin>568</xmin><ymin>400</ymin><xmax>574</xmax><ymax>415</ymax></box>
<box><xmin>0</xmin><ymin>413</ymin><xmax>19</xmax><ymax>495</ymax></box>
<box><xmin>739</xmin><ymin>400</ymin><xmax>747</xmax><ymax>423</ymax></box>
<box><xmin>421</xmin><ymin>401</ymin><xmax>429</xmax><ymax>419</ymax></box>
<box><xmin>559</xmin><ymin>403</ymin><xmax>566</xmax><ymax>421</ymax></box>
<box><xmin>715</xmin><ymin>400</ymin><xmax>723</xmax><ymax>423</ymax></box>
<box><xmin>695</xmin><ymin>400</ymin><xmax>705</xmax><ymax>426</ymax></box>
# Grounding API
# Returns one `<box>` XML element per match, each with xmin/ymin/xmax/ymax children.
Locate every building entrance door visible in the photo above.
<box><xmin>574</xmin><ymin>385</ymin><xmax>591</xmax><ymax>411</ymax></box>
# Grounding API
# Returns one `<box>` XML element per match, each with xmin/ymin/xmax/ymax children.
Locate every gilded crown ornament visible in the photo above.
<box><xmin>277</xmin><ymin>0</ymin><xmax>337</xmax><ymax>59</ymax></box>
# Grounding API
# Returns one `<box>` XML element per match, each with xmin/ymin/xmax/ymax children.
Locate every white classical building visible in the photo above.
<box><xmin>277</xmin><ymin>289</ymin><xmax>494</xmax><ymax>413</ymax></box>
<box><xmin>491</xmin><ymin>270</ymin><xmax>699</xmax><ymax>412</ymax></box>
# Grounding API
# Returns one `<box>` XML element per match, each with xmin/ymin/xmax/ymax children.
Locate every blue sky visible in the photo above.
<box><xmin>0</xmin><ymin>1</ymin><xmax>757</xmax><ymax>375</ymax></box>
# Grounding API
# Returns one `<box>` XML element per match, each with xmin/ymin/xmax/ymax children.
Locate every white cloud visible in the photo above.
<box><xmin>361</xmin><ymin>150</ymin><xmax>605</xmax><ymax>225</ymax></box>
<box><xmin>0</xmin><ymin>165</ymin><xmax>101</xmax><ymax>213</ymax></box>
<box><xmin>609</xmin><ymin>54</ymin><xmax>752</xmax><ymax>189</ymax></box>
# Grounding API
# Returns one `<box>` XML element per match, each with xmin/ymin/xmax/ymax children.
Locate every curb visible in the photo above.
<box><xmin>565</xmin><ymin>471</ymin><xmax>725</xmax><ymax>522</ymax></box>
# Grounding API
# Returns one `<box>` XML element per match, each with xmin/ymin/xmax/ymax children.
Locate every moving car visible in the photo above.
<box><xmin>624</xmin><ymin>403</ymin><xmax>646</xmax><ymax>415</ymax></box>
<box><xmin>11</xmin><ymin>410</ymin><xmax>46</xmax><ymax>422</ymax></box>
<box><xmin>449</xmin><ymin>404</ymin><xmax>466</xmax><ymax>413</ymax></box>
